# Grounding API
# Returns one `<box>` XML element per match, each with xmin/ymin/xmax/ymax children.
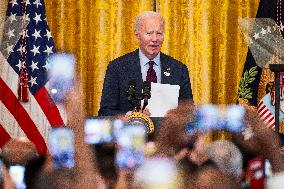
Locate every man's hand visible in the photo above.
<box><xmin>3</xmin><ymin>165</ymin><xmax>16</xmax><ymax>189</ymax></box>
<box><xmin>141</xmin><ymin>108</ymin><xmax>151</xmax><ymax>117</ymax></box>
<box><xmin>126</xmin><ymin>108</ymin><xmax>151</xmax><ymax>117</ymax></box>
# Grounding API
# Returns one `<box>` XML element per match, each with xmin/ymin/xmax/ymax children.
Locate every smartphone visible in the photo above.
<box><xmin>47</xmin><ymin>53</ymin><xmax>75</xmax><ymax>103</ymax></box>
<box><xmin>84</xmin><ymin>118</ymin><xmax>113</xmax><ymax>144</ymax></box>
<box><xmin>48</xmin><ymin>128</ymin><xmax>75</xmax><ymax>169</ymax></box>
<box><xmin>0</xmin><ymin>158</ymin><xmax>3</xmax><ymax>187</ymax></box>
<box><xmin>225</xmin><ymin>105</ymin><xmax>245</xmax><ymax>133</ymax></box>
<box><xmin>9</xmin><ymin>164</ymin><xmax>26</xmax><ymax>189</ymax></box>
<box><xmin>116</xmin><ymin>125</ymin><xmax>146</xmax><ymax>169</ymax></box>
<box><xmin>134</xmin><ymin>157</ymin><xmax>179</xmax><ymax>188</ymax></box>
<box><xmin>195</xmin><ymin>104</ymin><xmax>221</xmax><ymax>132</ymax></box>
<box><xmin>112</xmin><ymin>119</ymin><xmax>125</xmax><ymax>139</ymax></box>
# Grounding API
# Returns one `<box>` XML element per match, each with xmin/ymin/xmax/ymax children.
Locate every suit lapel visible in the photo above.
<box><xmin>161</xmin><ymin>53</ymin><xmax>172</xmax><ymax>84</ymax></box>
<box><xmin>129</xmin><ymin>50</ymin><xmax>174</xmax><ymax>85</ymax></box>
<box><xmin>129</xmin><ymin>49</ymin><xmax>143</xmax><ymax>91</ymax></box>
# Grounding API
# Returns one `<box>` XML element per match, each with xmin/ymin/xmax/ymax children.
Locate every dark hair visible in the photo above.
<box><xmin>91</xmin><ymin>143</ymin><xmax>118</xmax><ymax>187</ymax></box>
<box><xmin>24</xmin><ymin>155</ymin><xmax>47</xmax><ymax>189</ymax></box>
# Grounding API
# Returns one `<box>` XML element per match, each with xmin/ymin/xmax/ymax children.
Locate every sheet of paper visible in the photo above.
<box><xmin>147</xmin><ymin>83</ymin><xmax>180</xmax><ymax>117</ymax></box>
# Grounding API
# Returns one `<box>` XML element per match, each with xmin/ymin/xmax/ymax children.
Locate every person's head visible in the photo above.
<box><xmin>232</xmin><ymin>106</ymin><xmax>284</xmax><ymax>173</ymax></box>
<box><xmin>133</xmin><ymin>157</ymin><xmax>181</xmax><ymax>189</ymax></box>
<box><xmin>2</xmin><ymin>137</ymin><xmax>38</xmax><ymax>165</ymax></box>
<box><xmin>155</xmin><ymin>100</ymin><xmax>195</xmax><ymax>156</ymax></box>
<box><xmin>207</xmin><ymin>140</ymin><xmax>243</xmax><ymax>181</ymax></box>
<box><xmin>24</xmin><ymin>155</ymin><xmax>47</xmax><ymax>189</ymax></box>
<box><xmin>194</xmin><ymin>166</ymin><xmax>240</xmax><ymax>189</ymax></box>
<box><xmin>34</xmin><ymin>169</ymin><xmax>76</xmax><ymax>189</ymax></box>
<box><xmin>134</xmin><ymin>11</ymin><xmax>165</xmax><ymax>60</ymax></box>
<box><xmin>91</xmin><ymin>144</ymin><xmax>117</xmax><ymax>188</ymax></box>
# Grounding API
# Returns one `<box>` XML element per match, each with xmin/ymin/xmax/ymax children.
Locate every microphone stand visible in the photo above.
<box><xmin>142</xmin><ymin>98</ymin><xmax>148</xmax><ymax>111</ymax></box>
<box><xmin>142</xmin><ymin>81</ymin><xmax>151</xmax><ymax>112</ymax></box>
<box><xmin>132</xmin><ymin>95</ymin><xmax>142</xmax><ymax>112</ymax></box>
<box><xmin>127</xmin><ymin>81</ymin><xmax>151</xmax><ymax>112</ymax></box>
<box><xmin>126</xmin><ymin>82</ymin><xmax>154</xmax><ymax>134</ymax></box>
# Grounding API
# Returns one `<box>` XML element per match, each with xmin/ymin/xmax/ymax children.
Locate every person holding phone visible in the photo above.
<box><xmin>99</xmin><ymin>11</ymin><xmax>193</xmax><ymax>116</ymax></box>
<box><xmin>0</xmin><ymin>159</ymin><xmax>16</xmax><ymax>189</ymax></box>
<box><xmin>28</xmin><ymin>78</ymin><xmax>106</xmax><ymax>189</ymax></box>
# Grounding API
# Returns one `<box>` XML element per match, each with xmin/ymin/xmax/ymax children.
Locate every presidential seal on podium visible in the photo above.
<box><xmin>126</xmin><ymin>112</ymin><xmax>154</xmax><ymax>134</ymax></box>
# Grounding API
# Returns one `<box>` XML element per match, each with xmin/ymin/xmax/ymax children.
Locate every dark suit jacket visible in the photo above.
<box><xmin>98</xmin><ymin>49</ymin><xmax>193</xmax><ymax>116</ymax></box>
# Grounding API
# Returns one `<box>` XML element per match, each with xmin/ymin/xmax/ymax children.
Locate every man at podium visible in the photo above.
<box><xmin>99</xmin><ymin>11</ymin><xmax>193</xmax><ymax>116</ymax></box>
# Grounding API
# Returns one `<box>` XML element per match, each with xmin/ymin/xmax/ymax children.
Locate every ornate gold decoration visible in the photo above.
<box><xmin>257</xmin><ymin>47</ymin><xmax>284</xmax><ymax>103</ymax></box>
<box><xmin>281</xmin><ymin>146</ymin><xmax>284</xmax><ymax>155</ymax></box>
<box><xmin>280</xmin><ymin>119</ymin><xmax>284</xmax><ymax>134</ymax></box>
<box><xmin>238</xmin><ymin>98</ymin><xmax>258</xmax><ymax>111</ymax></box>
<box><xmin>126</xmin><ymin>112</ymin><xmax>155</xmax><ymax>134</ymax></box>
<box><xmin>257</xmin><ymin>67</ymin><xmax>274</xmax><ymax>103</ymax></box>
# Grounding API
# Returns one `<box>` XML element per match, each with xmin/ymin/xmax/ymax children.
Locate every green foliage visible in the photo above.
<box><xmin>238</xmin><ymin>66</ymin><xmax>258</xmax><ymax>99</ymax></box>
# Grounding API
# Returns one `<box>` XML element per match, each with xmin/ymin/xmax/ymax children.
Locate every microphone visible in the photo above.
<box><xmin>127</xmin><ymin>80</ymin><xmax>136</xmax><ymax>105</ymax></box>
<box><xmin>142</xmin><ymin>81</ymin><xmax>151</xmax><ymax>111</ymax></box>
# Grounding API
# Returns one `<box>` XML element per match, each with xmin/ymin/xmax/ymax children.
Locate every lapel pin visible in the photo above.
<box><xmin>164</xmin><ymin>68</ymin><xmax>171</xmax><ymax>76</ymax></box>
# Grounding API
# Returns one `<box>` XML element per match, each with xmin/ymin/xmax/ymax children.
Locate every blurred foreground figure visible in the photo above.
<box><xmin>155</xmin><ymin>101</ymin><xmax>284</xmax><ymax>188</ymax></box>
<box><xmin>133</xmin><ymin>157</ymin><xmax>181</xmax><ymax>189</ymax></box>
<box><xmin>266</xmin><ymin>172</ymin><xmax>284</xmax><ymax>189</ymax></box>
<box><xmin>2</xmin><ymin>138</ymin><xmax>38</xmax><ymax>165</ymax></box>
<box><xmin>27</xmin><ymin>78</ymin><xmax>106</xmax><ymax>189</ymax></box>
<box><xmin>207</xmin><ymin>140</ymin><xmax>243</xmax><ymax>181</ymax></box>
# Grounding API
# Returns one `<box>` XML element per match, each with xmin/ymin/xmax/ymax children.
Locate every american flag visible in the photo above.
<box><xmin>258</xmin><ymin>97</ymin><xmax>276</xmax><ymax>129</ymax></box>
<box><xmin>0</xmin><ymin>0</ymin><xmax>65</xmax><ymax>154</ymax></box>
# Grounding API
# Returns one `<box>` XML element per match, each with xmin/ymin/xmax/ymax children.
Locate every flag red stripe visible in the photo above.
<box><xmin>266</xmin><ymin>116</ymin><xmax>274</xmax><ymax>124</ymax></box>
<box><xmin>269</xmin><ymin>123</ymin><xmax>275</xmax><ymax>129</ymax></box>
<box><xmin>266</xmin><ymin>120</ymin><xmax>275</xmax><ymax>127</ymax></box>
<box><xmin>259</xmin><ymin>109</ymin><xmax>269</xmax><ymax>118</ymax></box>
<box><xmin>257</xmin><ymin>105</ymin><xmax>265</xmax><ymax>113</ymax></box>
<box><xmin>0</xmin><ymin>78</ymin><xmax>47</xmax><ymax>154</ymax></box>
<box><xmin>0</xmin><ymin>124</ymin><xmax>11</xmax><ymax>148</ymax></box>
<box><xmin>258</xmin><ymin>101</ymin><xmax>264</xmax><ymax>107</ymax></box>
<box><xmin>267</xmin><ymin>121</ymin><xmax>275</xmax><ymax>129</ymax></box>
<box><xmin>34</xmin><ymin>87</ymin><xmax>64</xmax><ymax>127</ymax></box>
<box><xmin>264</xmin><ymin>113</ymin><xmax>273</xmax><ymax>120</ymax></box>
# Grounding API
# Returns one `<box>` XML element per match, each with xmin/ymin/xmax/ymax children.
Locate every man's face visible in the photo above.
<box><xmin>135</xmin><ymin>16</ymin><xmax>164</xmax><ymax>59</ymax></box>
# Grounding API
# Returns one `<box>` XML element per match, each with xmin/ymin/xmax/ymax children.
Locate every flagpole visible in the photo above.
<box><xmin>269</xmin><ymin>64</ymin><xmax>284</xmax><ymax>134</ymax></box>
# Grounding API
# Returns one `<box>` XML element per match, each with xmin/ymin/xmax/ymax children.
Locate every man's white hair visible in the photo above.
<box><xmin>207</xmin><ymin>140</ymin><xmax>243</xmax><ymax>180</ymax></box>
<box><xmin>134</xmin><ymin>11</ymin><xmax>165</xmax><ymax>32</ymax></box>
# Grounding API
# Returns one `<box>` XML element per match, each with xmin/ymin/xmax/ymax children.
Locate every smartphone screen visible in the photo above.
<box><xmin>225</xmin><ymin>105</ymin><xmax>245</xmax><ymax>133</ymax></box>
<box><xmin>112</xmin><ymin>119</ymin><xmax>125</xmax><ymax>140</ymax></box>
<box><xmin>9</xmin><ymin>164</ymin><xmax>26</xmax><ymax>189</ymax></box>
<box><xmin>0</xmin><ymin>158</ymin><xmax>3</xmax><ymax>187</ymax></box>
<box><xmin>116</xmin><ymin>125</ymin><xmax>146</xmax><ymax>169</ymax></box>
<box><xmin>47</xmin><ymin>53</ymin><xmax>75</xmax><ymax>103</ymax></box>
<box><xmin>84</xmin><ymin>118</ymin><xmax>113</xmax><ymax>144</ymax></box>
<box><xmin>134</xmin><ymin>157</ymin><xmax>179</xmax><ymax>188</ymax></box>
<box><xmin>48</xmin><ymin>128</ymin><xmax>75</xmax><ymax>169</ymax></box>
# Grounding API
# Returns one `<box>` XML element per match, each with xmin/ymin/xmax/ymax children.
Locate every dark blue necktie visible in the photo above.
<box><xmin>146</xmin><ymin>61</ymin><xmax>157</xmax><ymax>83</ymax></box>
